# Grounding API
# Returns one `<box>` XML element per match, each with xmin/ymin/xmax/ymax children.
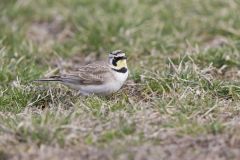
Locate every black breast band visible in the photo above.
<box><xmin>112</xmin><ymin>67</ymin><xmax>128</xmax><ymax>73</ymax></box>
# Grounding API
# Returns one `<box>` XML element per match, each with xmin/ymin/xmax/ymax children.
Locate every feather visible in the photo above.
<box><xmin>34</xmin><ymin>62</ymin><xmax>111</xmax><ymax>85</ymax></box>
<box><xmin>33</xmin><ymin>76</ymin><xmax>62</xmax><ymax>82</ymax></box>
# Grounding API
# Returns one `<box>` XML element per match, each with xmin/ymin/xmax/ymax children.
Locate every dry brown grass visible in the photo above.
<box><xmin>1</xmin><ymin>0</ymin><xmax>240</xmax><ymax>159</ymax></box>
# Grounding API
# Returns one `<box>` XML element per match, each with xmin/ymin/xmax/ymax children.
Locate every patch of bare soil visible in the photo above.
<box><xmin>1</xmin><ymin>143</ymin><xmax>111</xmax><ymax>160</ymax></box>
<box><xmin>203</xmin><ymin>36</ymin><xmax>229</xmax><ymax>50</ymax></box>
<box><xmin>201</xmin><ymin>65</ymin><xmax>240</xmax><ymax>81</ymax></box>
<box><xmin>126</xmin><ymin>134</ymin><xmax>240</xmax><ymax>160</ymax></box>
<box><xmin>120</xmin><ymin>80</ymin><xmax>149</xmax><ymax>101</ymax></box>
<box><xmin>26</xmin><ymin>16</ymin><xmax>74</xmax><ymax>50</ymax></box>
<box><xmin>2</xmin><ymin>133</ymin><xmax>240</xmax><ymax>160</ymax></box>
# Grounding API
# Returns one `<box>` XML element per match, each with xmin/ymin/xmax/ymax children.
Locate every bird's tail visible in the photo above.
<box><xmin>33</xmin><ymin>76</ymin><xmax>62</xmax><ymax>82</ymax></box>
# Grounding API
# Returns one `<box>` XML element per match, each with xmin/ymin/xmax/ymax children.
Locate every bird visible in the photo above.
<box><xmin>35</xmin><ymin>50</ymin><xmax>128</xmax><ymax>95</ymax></box>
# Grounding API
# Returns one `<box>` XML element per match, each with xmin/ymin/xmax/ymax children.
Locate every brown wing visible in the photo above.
<box><xmin>56</xmin><ymin>62</ymin><xmax>111</xmax><ymax>85</ymax></box>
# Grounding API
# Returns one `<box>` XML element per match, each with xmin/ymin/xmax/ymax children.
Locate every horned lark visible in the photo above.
<box><xmin>35</xmin><ymin>50</ymin><xmax>128</xmax><ymax>95</ymax></box>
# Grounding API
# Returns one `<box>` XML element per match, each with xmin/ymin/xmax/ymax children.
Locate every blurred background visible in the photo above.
<box><xmin>1</xmin><ymin>0</ymin><xmax>239</xmax><ymax>72</ymax></box>
<box><xmin>1</xmin><ymin>0</ymin><xmax>240</xmax><ymax>159</ymax></box>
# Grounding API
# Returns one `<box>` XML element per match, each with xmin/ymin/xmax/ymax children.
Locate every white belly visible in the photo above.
<box><xmin>80</xmin><ymin>82</ymin><xmax>122</xmax><ymax>95</ymax></box>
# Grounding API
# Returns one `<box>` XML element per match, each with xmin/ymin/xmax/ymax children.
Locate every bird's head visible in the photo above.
<box><xmin>108</xmin><ymin>50</ymin><xmax>128</xmax><ymax>72</ymax></box>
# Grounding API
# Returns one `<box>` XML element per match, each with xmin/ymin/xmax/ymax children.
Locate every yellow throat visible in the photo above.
<box><xmin>116</xmin><ymin>59</ymin><xmax>127</xmax><ymax>68</ymax></box>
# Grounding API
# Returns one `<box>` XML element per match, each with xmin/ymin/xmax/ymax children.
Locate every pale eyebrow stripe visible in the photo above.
<box><xmin>110</xmin><ymin>50</ymin><xmax>123</xmax><ymax>55</ymax></box>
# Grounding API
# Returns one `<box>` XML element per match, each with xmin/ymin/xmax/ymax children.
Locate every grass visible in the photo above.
<box><xmin>1</xmin><ymin>0</ymin><xmax>240</xmax><ymax>159</ymax></box>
